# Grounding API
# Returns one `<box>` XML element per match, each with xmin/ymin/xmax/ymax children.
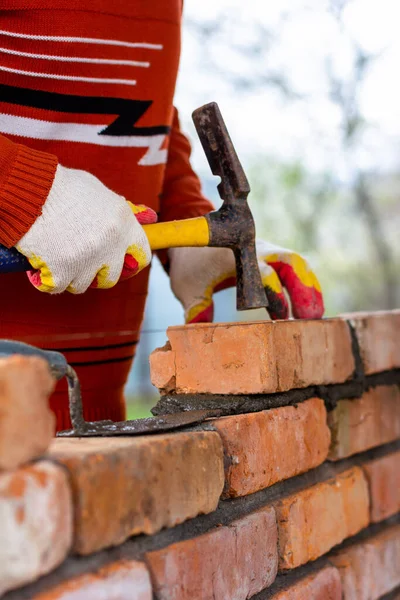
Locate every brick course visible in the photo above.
<box><xmin>328</xmin><ymin>386</ymin><xmax>400</xmax><ymax>460</ymax></box>
<box><xmin>330</xmin><ymin>524</ymin><xmax>400</xmax><ymax>600</ymax></box>
<box><xmin>213</xmin><ymin>398</ymin><xmax>330</xmax><ymax>498</ymax></box>
<box><xmin>49</xmin><ymin>433</ymin><xmax>224</xmax><ymax>555</ymax></box>
<box><xmin>32</xmin><ymin>560</ymin><xmax>152</xmax><ymax>600</ymax></box>
<box><xmin>268</xmin><ymin>567</ymin><xmax>342</xmax><ymax>599</ymax></box>
<box><xmin>0</xmin><ymin>355</ymin><xmax>55</xmax><ymax>471</ymax></box>
<box><xmin>274</xmin><ymin>467</ymin><xmax>370</xmax><ymax>570</ymax></box>
<box><xmin>344</xmin><ymin>310</ymin><xmax>400</xmax><ymax>374</ymax></box>
<box><xmin>150</xmin><ymin>319</ymin><xmax>355</xmax><ymax>395</ymax></box>
<box><xmin>0</xmin><ymin>462</ymin><xmax>72</xmax><ymax>596</ymax></box>
<box><xmin>146</xmin><ymin>507</ymin><xmax>278</xmax><ymax>600</ymax></box>
<box><xmin>363</xmin><ymin>450</ymin><xmax>400</xmax><ymax>522</ymax></box>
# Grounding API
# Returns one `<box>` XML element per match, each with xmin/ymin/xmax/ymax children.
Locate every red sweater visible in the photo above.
<box><xmin>0</xmin><ymin>1</ymin><xmax>213</xmax><ymax>430</ymax></box>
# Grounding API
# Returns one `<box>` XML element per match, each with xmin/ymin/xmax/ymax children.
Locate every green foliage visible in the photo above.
<box><xmin>247</xmin><ymin>155</ymin><xmax>400</xmax><ymax>316</ymax></box>
<box><xmin>126</xmin><ymin>398</ymin><xmax>154</xmax><ymax>420</ymax></box>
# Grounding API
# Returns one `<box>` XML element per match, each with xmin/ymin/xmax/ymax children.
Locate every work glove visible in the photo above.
<box><xmin>16</xmin><ymin>165</ymin><xmax>157</xmax><ymax>294</ymax></box>
<box><xmin>168</xmin><ymin>240</ymin><xmax>324</xmax><ymax>323</ymax></box>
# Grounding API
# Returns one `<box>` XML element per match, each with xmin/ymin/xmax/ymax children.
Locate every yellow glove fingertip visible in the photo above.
<box><xmin>291</xmin><ymin>254</ymin><xmax>322</xmax><ymax>292</ymax></box>
<box><xmin>95</xmin><ymin>264</ymin><xmax>117</xmax><ymax>289</ymax></box>
<box><xmin>261</xmin><ymin>269</ymin><xmax>282</xmax><ymax>294</ymax></box>
<box><xmin>186</xmin><ymin>300</ymin><xmax>214</xmax><ymax>324</ymax></box>
<box><xmin>128</xmin><ymin>202</ymin><xmax>146</xmax><ymax>215</ymax></box>
<box><xmin>265</xmin><ymin>251</ymin><xmax>322</xmax><ymax>293</ymax></box>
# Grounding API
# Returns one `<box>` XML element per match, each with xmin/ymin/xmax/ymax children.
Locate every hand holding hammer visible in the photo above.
<box><xmin>0</xmin><ymin>102</ymin><xmax>268</xmax><ymax>313</ymax></box>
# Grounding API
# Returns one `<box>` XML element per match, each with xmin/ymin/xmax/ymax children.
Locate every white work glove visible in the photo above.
<box><xmin>17</xmin><ymin>165</ymin><xmax>157</xmax><ymax>294</ymax></box>
<box><xmin>168</xmin><ymin>241</ymin><xmax>324</xmax><ymax>323</ymax></box>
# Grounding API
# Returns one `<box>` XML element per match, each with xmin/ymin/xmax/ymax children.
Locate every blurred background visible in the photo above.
<box><xmin>126</xmin><ymin>0</ymin><xmax>400</xmax><ymax>417</ymax></box>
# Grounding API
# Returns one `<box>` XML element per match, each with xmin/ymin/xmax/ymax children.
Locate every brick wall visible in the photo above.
<box><xmin>0</xmin><ymin>310</ymin><xmax>399</xmax><ymax>599</ymax></box>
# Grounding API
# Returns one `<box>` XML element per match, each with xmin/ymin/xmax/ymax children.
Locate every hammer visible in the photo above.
<box><xmin>0</xmin><ymin>102</ymin><xmax>268</xmax><ymax>312</ymax></box>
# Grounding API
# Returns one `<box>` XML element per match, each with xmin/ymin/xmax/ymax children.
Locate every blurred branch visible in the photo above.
<box><xmin>185</xmin><ymin>13</ymin><xmax>300</xmax><ymax>99</ymax></box>
<box><xmin>328</xmin><ymin>0</ymin><xmax>351</xmax><ymax>20</ymax></box>
<box><xmin>325</xmin><ymin>46</ymin><xmax>372</xmax><ymax>143</ymax></box>
<box><xmin>326</xmin><ymin>32</ymin><xmax>397</xmax><ymax>308</ymax></box>
<box><xmin>185</xmin><ymin>3</ymin><xmax>398</xmax><ymax>310</ymax></box>
<box><xmin>281</xmin><ymin>167</ymin><xmax>335</xmax><ymax>251</ymax></box>
<box><xmin>355</xmin><ymin>175</ymin><xmax>397</xmax><ymax>308</ymax></box>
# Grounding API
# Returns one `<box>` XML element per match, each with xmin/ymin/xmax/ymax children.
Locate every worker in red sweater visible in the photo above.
<box><xmin>0</xmin><ymin>1</ymin><xmax>323</xmax><ymax>431</ymax></box>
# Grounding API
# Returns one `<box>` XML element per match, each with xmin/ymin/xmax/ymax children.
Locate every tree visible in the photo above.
<box><xmin>181</xmin><ymin>0</ymin><xmax>399</xmax><ymax>313</ymax></box>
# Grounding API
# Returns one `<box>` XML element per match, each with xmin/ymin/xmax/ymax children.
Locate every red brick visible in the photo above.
<box><xmin>49</xmin><ymin>432</ymin><xmax>224</xmax><ymax>555</ymax></box>
<box><xmin>213</xmin><ymin>398</ymin><xmax>330</xmax><ymax>498</ymax></box>
<box><xmin>33</xmin><ymin>560</ymin><xmax>152</xmax><ymax>600</ymax></box>
<box><xmin>274</xmin><ymin>467</ymin><xmax>370</xmax><ymax>570</ymax></box>
<box><xmin>343</xmin><ymin>310</ymin><xmax>400</xmax><ymax>374</ymax></box>
<box><xmin>0</xmin><ymin>461</ymin><xmax>72</xmax><ymax>596</ymax></box>
<box><xmin>330</xmin><ymin>524</ymin><xmax>400</xmax><ymax>600</ymax></box>
<box><xmin>328</xmin><ymin>386</ymin><xmax>400</xmax><ymax>460</ymax></box>
<box><xmin>146</xmin><ymin>507</ymin><xmax>278</xmax><ymax>600</ymax></box>
<box><xmin>0</xmin><ymin>355</ymin><xmax>56</xmax><ymax>471</ymax></box>
<box><xmin>150</xmin><ymin>342</ymin><xmax>175</xmax><ymax>393</ymax></box>
<box><xmin>150</xmin><ymin>319</ymin><xmax>354</xmax><ymax>395</ymax></box>
<box><xmin>270</xmin><ymin>567</ymin><xmax>342</xmax><ymax>599</ymax></box>
<box><xmin>363</xmin><ymin>450</ymin><xmax>400</xmax><ymax>522</ymax></box>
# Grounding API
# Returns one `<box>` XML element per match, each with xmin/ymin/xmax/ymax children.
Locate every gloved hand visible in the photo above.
<box><xmin>168</xmin><ymin>240</ymin><xmax>324</xmax><ymax>323</ymax></box>
<box><xmin>16</xmin><ymin>164</ymin><xmax>157</xmax><ymax>294</ymax></box>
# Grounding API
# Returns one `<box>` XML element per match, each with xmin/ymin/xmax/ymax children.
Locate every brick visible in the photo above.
<box><xmin>269</xmin><ymin>566</ymin><xmax>342</xmax><ymax>599</ymax></box>
<box><xmin>150</xmin><ymin>319</ymin><xmax>355</xmax><ymax>395</ymax></box>
<box><xmin>344</xmin><ymin>310</ymin><xmax>400</xmax><ymax>374</ymax></box>
<box><xmin>363</xmin><ymin>450</ymin><xmax>400</xmax><ymax>522</ymax></box>
<box><xmin>0</xmin><ymin>461</ymin><xmax>72</xmax><ymax>596</ymax></box>
<box><xmin>33</xmin><ymin>560</ymin><xmax>152</xmax><ymax>600</ymax></box>
<box><xmin>328</xmin><ymin>386</ymin><xmax>400</xmax><ymax>460</ymax></box>
<box><xmin>49</xmin><ymin>432</ymin><xmax>224</xmax><ymax>555</ymax></box>
<box><xmin>274</xmin><ymin>467</ymin><xmax>370</xmax><ymax>570</ymax></box>
<box><xmin>146</xmin><ymin>507</ymin><xmax>278</xmax><ymax>600</ymax></box>
<box><xmin>330</xmin><ymin>524</ymin><xmax>400</xmax><ymax>600</ymax></box>
<box><xmin>0</xmin><ymin>355</ymin><xmax>56</xmax><ymax>471</ymax></box>
<box><xmin>150</xmin><ymin>342</ymin><xmax>175</xmax><ymax>392</ymax></box>
<box><xmin>213</xmin><ymin>398</ymin><xmax>330</xmax><ymax>498</ymax></box>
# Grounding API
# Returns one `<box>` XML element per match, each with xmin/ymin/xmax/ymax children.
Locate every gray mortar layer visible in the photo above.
<box><xmin>151</xmin><ymin>320</ymin><xmax>398</xmax><ymax>417</ymax></box>
<box><xmin>380</xmin><ymin>587</ymin><xmax>400</xmax><ymax>600</ymax></box>
<box><xmin>4</xmin><ymin>439</ymin><xmax>400</xmax><ymax>600</ymax></box>
<box><xmin>152</xmin><ymin>369</ymin><xmax>400</xmax><ymax>416</ymax></box>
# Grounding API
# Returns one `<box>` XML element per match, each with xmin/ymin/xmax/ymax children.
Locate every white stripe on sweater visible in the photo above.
<box><xmin>0</xmin><ymin>113</ymin><xmax>167</xmax><ymax>165</ymax></box>
<box><xmin>0</xmin><ymin>64</ymin><xmax>136</xmax><ymax>85</ymax></box>
<box><xmin>0</xmin><ymin>46</ymin><xmax>150</xmax><ymax>67</ymax></box>
<box><xmin>0</xmin><ymin>29</ymin><xmax>163</xmax><ymax>50</ymax></box>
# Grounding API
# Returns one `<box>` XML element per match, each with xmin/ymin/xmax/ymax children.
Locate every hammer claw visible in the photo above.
<box><xmin>192</xmin><ymin>102</ymin><xmax>250</xmax><ymax>201</ymax></box>
<box><xmin>192</xmin><ymin>102</ymin><xmax>268</xmax><ymax>311</ymax></box>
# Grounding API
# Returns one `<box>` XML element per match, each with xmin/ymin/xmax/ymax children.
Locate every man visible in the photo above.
<box><xmin>0</xmin><ymin>1</ymin><xmax>323</xmax><ymax>431</ymax></box>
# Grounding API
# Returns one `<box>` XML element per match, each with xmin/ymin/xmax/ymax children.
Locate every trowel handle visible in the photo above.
<box><xmin>0</xmin><ymin>245</ymin><xmax>30</xmax><ymax>273</ymax></box>
<box><xmin>0</xmin><ymin>340</ymin><xmax>68</xmax><ymax>380</ymax></box>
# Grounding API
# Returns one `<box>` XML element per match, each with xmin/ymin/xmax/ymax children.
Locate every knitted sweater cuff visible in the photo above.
<box><xmin>0</xmin><ymin>142</ymin><xmax>58</xmax><ymax>248</ymax></box>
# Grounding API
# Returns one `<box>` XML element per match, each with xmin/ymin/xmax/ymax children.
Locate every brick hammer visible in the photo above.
<box><xmin>0</xmin><ymin>102</ymin><xmax>268</xmax><ymax>312</ymax></box>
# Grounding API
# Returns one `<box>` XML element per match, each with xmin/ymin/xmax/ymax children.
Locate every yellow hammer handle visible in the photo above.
<box><xmin>142</xmin><ymin>216</ymin><xmax>210</xmax><ymax>251</ymax></box>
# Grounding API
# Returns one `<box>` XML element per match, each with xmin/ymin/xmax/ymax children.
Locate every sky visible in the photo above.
<box><xmin>127</xmin><ymin>0</ymin><xmax>399</xmax><ymax>397</ymax></box>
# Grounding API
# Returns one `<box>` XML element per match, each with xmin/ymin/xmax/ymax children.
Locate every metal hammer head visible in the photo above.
<box><xmin>192</xmin><ymin>102</ymin><xmax>268</xmax><ymax>312</ymax></box>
